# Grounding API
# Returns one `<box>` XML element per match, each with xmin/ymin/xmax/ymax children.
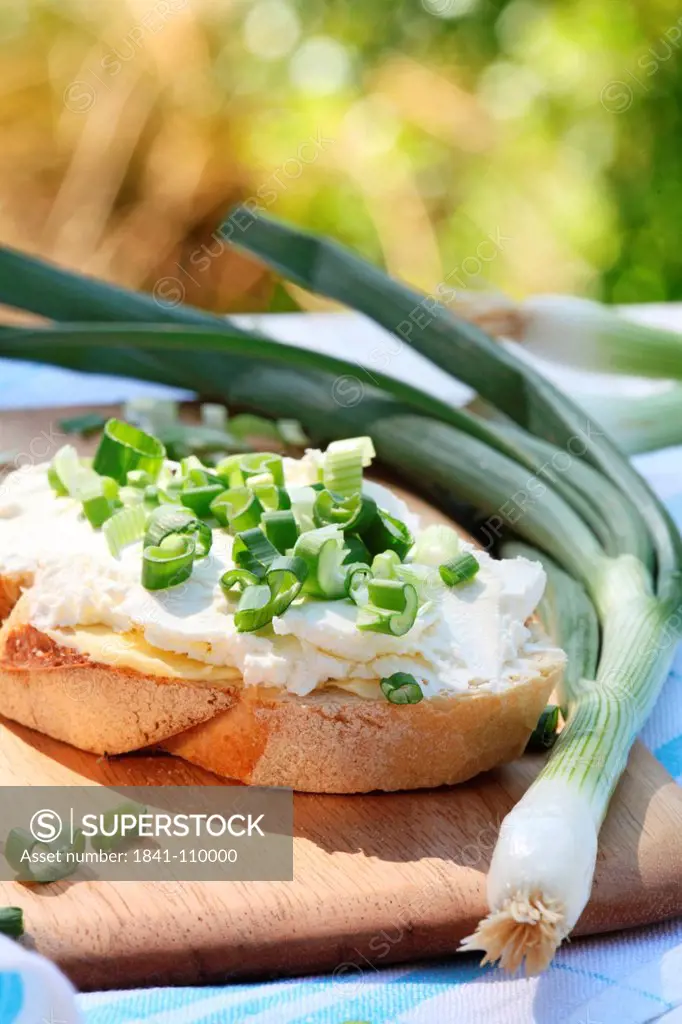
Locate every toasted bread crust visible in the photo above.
<box><xmin>162</xmin><ymin>656</ymin><xmax>561</xmax><ymax>792</ymax></box>
<box><xmin>0</xmin><ymin>603</ymin><xmax>236</xmax><ymax>755</ymax></box>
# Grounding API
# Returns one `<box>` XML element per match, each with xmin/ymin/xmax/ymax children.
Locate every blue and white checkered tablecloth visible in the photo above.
<box><xmin>0</xmin><ymin>310</ymin><xmax>681</xmax><ymax>1024</ymax></box>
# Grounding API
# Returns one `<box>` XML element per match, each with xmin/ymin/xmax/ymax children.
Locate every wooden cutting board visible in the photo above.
<box><xmin>1</xmin><ymin>405</ymin><xmax>682</xmax><ymax>992</ymax></box>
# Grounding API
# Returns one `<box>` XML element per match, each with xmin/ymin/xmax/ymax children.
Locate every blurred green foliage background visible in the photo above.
<box><xmin>2</xmin><ymin>0</ymin><xmax>681</xmax><ymax>314</ymax></box>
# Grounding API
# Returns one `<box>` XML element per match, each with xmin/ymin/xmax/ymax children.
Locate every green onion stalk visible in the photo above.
<box><xmin>0</xmin><ymin>216</ymin><xmax>680</xmax><ymax>973</ymax></box>
<box><xmin>456</xmin><ymin>291</ymin><xmax>682</xmax><ymax>381</ymax></box>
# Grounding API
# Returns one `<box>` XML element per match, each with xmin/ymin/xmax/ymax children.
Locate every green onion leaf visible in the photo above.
<box><xmin>262</xmin><ymin>509</ymin><xmax>299</xmax><ymax>553</ymax></box>
<box><xmin>322</xmin><ymin>436</ymin><xmax>375</xmax><ymax>496</ymax></box>
<box><xmin>229</xmin><ymin>414</ymin><xmax>281</xmax><ymax>443</ymax></box>
<box><xmin>360</xmin><ymin>507</ymin><xmax>413</xmax><ymax>560</ymax></box>
<box><xmin>380</xmin><ymin>672</ymin><xmax>424</xmax><ymax>704</ymax></box>
<box><xmin>142</xmin><ymin>533</ymin><xmax>195</xmax><ymax>590</ymax></box>
<box><xmin>439</xmin><ymin>552</ymin><xmax>480</xmax><ymax>587</ymax></box>
<box><xmin>103</xmin><ymin>503</ymin><xmax>148</xmax><ymax>557</ymax></box>
<box><xmin>93</xmin><ymin>418</ymin><xmax>165</xmax><ymax>484</ymax></box>
<box><xmin>144</xmin><ymin>505</ymin><xmax>212</xmax><ymax>559</ymax></box>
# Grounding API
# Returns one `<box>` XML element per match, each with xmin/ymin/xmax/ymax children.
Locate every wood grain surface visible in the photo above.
<box><xmin>1</xmin><ymin>404</ymin><xmax>682</xmax><ymax>991</ymax></box>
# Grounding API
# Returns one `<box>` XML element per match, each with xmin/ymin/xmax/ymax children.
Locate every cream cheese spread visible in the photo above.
<box><xmin>0</xmin><ymin>453</ymin><xmax>560</xmax><ymax>698</ymax></box>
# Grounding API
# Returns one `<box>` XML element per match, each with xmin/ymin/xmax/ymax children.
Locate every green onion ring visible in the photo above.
<box><xmin>142</xmin><ymin>533</ymin><xmax>196</xmax><ymax>590</ymax></box>
<box><xmin>240</xmin><ymin>451</ymin><xmax>284</xmax><ymax>487</ymax></box>
<box><xmin>210</xmin><ymin>487</ymin><xmax>263</xmax><ymax>531</ymax></box>
<box><xmin>380</xmin><ymin>672</ymin><xmax>424</xmax><ymax>704</ymax></box>
<box><xmin>144</xmin><ymin>505</ymin><xmax>212</xmax><ymax>559</ymax></box>
<box><xmin>262</xmin><ymin>509</ymin><xmax>299</xmax><ymax>553</ymax></box>
<box><xmin>234</xmin><ymin>555</ymin><xmax>307</xmax><ymax>632</ymax></box>
<box><xmin>439</xmin><ymin>552</ymin><xmax>480</xmax><ymax>587</ymax></box>
<box><xmin>356</xmin><ymin>581</ymin><xmax>419</xmax><ymax>636</ymax></box>
<box><xmin>220</xmin><ymin>567</ymin><xmax>262</xmax><ymax>596</ymax></box>
<box><xmin>360</xmin><ymin>507</ymin><xmax>413</xmax><ymax>560</ymax></box>
<box><xmin>93</xmin><ymin>418</ymin><xmax>165</xmax><ymax>485</ymax></box>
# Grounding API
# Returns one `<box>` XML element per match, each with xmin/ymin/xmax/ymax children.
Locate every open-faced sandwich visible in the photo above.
<box><xmin>0</xmin><ymin>420</ymin><xmax>564</xmax><ymax>792</ymax></box>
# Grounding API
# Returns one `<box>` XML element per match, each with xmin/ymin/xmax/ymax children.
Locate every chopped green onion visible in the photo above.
<box><xmin>82</xmin><ymin>490</ymin><xmax>117</xmax><ymax>527</ymax></box>
<box><xmin>294</xmin><ymin>525</ymin><xmax>348</xmax><ymax>598</ymax></box>
<box><xmin>371</xmin><ymin>550</ymin><xmax>400</xmax><ymax>578</ymax></box>
<box><xmin>322</xmin><ymin>436</ymin><xmax>375</xmax><ymax>496</ymax></box>
<box><xmin>0</xmin><ymin>907</ymin><xmax>23</xmax><ymax>939</ymax></box>
<box><xmin>262</xmin><ymin>509</ymin><xmax>299</xmax><ymax>553</ymax></box>
<box><xmin>360</xmin><ymin>507</ymin><xmax>413</xmax><ymax>560</ymax></box>
<box><xmin>277</xmin><ymin>418</ymin><xmax>309</xmax><ymax>446</ymax></box>
<box><xmin>90</xmin><ymin>800</ymin><xmax>147</xmax><ymax>852</ymax></box>
<box><xmin>118</xmin><ymin>485</ymin><xmax>145</xmax><ymax>506</ymax></box>
<box><xmin>103</xmin><ymin>503</ymin><xmax>148</xmax><ymax>557</ymax></box>
<box><xmin>380</xmin><ymin>672</ymin><xmax>424</xmax><ymax>704</ymax></box>
<box><xmin>201</xmin><ymin>403</ymin><xmax>228</xmax><ymax>429</ymax></box>
<box><xmin>52</xmin><ymin>444</ymin><xmax>94</xmax><ymax>497</ymax></box>
<box><xmin>234</xmin><ymin>555</ymin><xmax>307</xmax><ymax>632</ymax></box>
<box><xmin>313</xmin><ymin>488</ymin><xmax>362</xmax><ymax>528</ymax></box>
<box><xmin>180</xmin><ymin>480</ymin><xmax>225</xmax><ymax>517</ymax></box>
<box><xmin>127</xmin><ymin>469</ymin><xmax>153</xmax><ymax>488</ymax></box>
<box><xmin>356</xmin><ymin>580</ymin><xmax>419</xmax><ymax>636</ymax></box>
<box><xmin>343</xmin><ymin>533</ymin><xmax>372</xmax><ymax>565</ymax></box>
<box><xmin>59</xmin><ymin>411</ymin><xmax>108</xmax><ymax>437</ymax></box>
<box><xmin>395</xmin><ymin>562</ymin><xmax>442</xmax><ymax>602</ymax></box>
<box><xmin>210</xmin><ymin>487</ymin><xmax>263</xmax><ymax>532</ymax></box>
<box><xmin>215</xmin><ymin>453</ymin><xmax>244</xmax><ymax>488</ymax></box>
<box><xmin>345</xmin><ymin>562</ymin><xmax>372</xmax><ymax>605</ymax></box>
<box><xmin>251</xmin><ymin>476</ymin><xmax>290</xmax><ymax>511</ymax></box>
<box><xmin>142</xmin><ymin>533</ymin><xmax>196</xmax><ymax>590</ymax></box>
<box><xmin>411</xmin><ymin>524</ymin><xmax>461</xmax><ymax>567</ymax></box>
<box><xmin>93</xmin><ymin>418</ymin><xmax>165</xmax><ymax>484</ymax></box>
<box><xmin>47</xmin><ymin>463</ymin><xmax>68</xmax><ymax>496</ymax></box>
<box><xmin>220</xmin><ymin>567</ymin><xmax>262</xmax><ymax>596</ymax></box>
<box><xmin>439</xmin><ymin>552</ymin><xmax>480</xmax><ymax>587</ymax></box>
<box><xmin>240</xmin><ymin>451</ymin><xmax>284</xmax><ymax>487</ymax></box>
<box><xmin>526</xmin><ymin>705</ymin><xmax>561</xmax><ymax>752</ymax></box>
<box><xmin>289</xmin><ymin>484</ymin><xmax>318</xmax><ymax>532</ymax></box>
<box><xmin>145</xmin><ymin>505</ymin><xmax>212</xmax><ymax>558</ymax></box>
<box><xmin>232</xmin><ymin>527</ymin><xmax>278</xmax><ymax>573</ymax></box>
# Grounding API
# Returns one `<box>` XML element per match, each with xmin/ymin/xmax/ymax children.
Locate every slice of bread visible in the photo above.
<box><xmin>0</xmin><ymin>483</ymin><xmax>565</xmax><ymax>792</ymax></box>
<box><xmin>163</xmin><ymin>653</ymin><xmax>562</xmax><ymax>792</ymax></box>
<box><xmin>0</xmin><ymin>590</ymin><xmax>562</xmax><ymax>790</ymax></box>
<box><xmin>0</xmin><ymin>598</ymin><xmax>236</xmax><ymax>755</ymax></box>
